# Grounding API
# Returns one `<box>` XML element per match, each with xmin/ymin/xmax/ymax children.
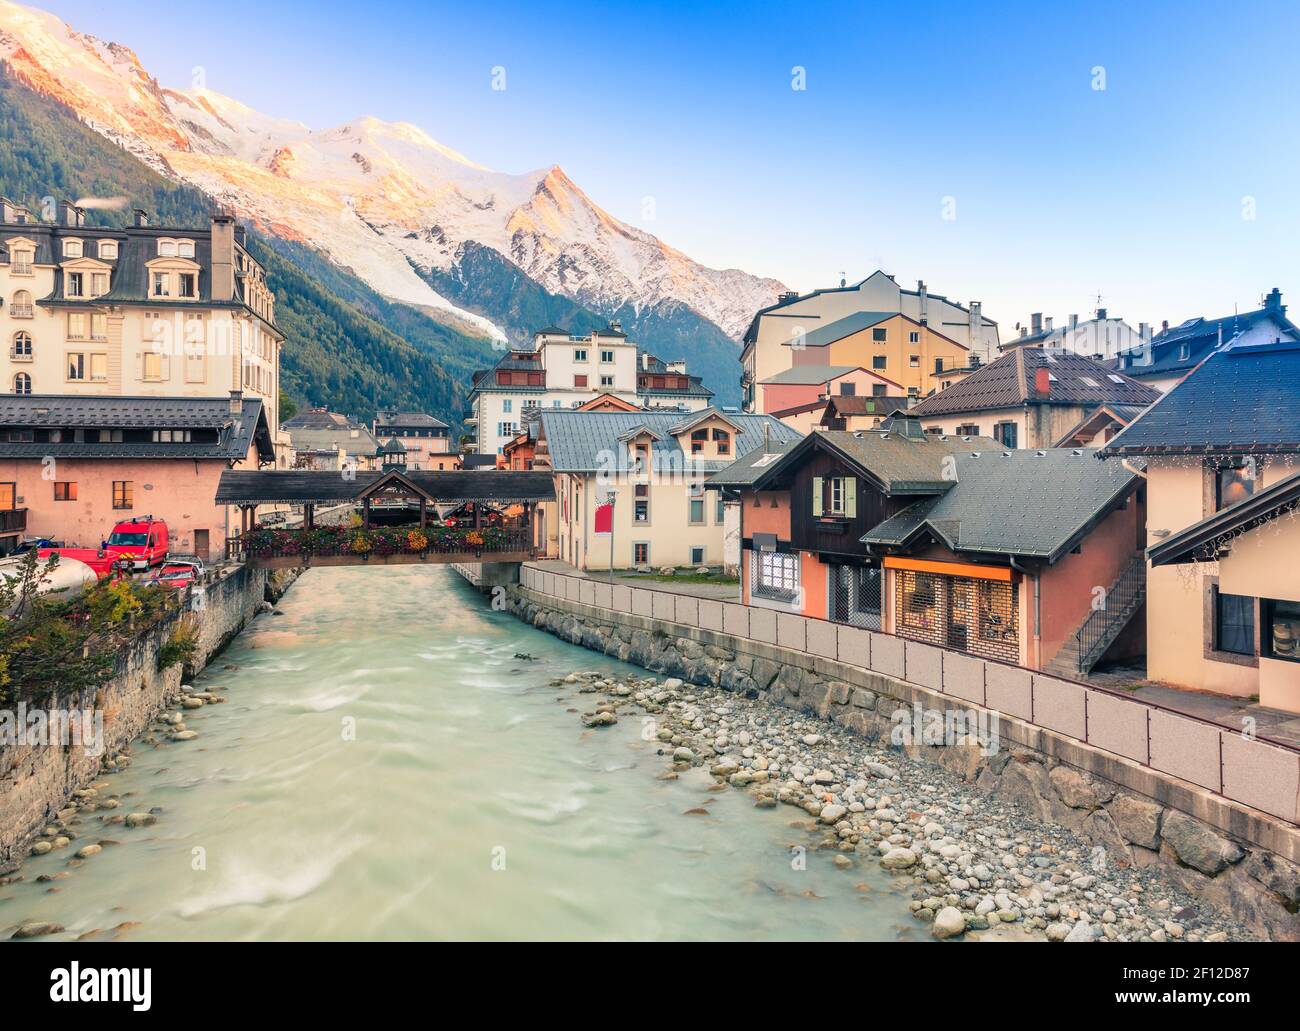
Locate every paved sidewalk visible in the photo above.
<box><xmin>529</xmin><ymin>559</ymin><xmax>741</xmax><ymax>601</ymax></box>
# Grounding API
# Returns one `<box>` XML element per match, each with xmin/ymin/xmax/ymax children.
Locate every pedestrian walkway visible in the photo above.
<box><xmin>530</xmin><ymin>559</ymin><xmax>741</xmax><ymax>601</ymax></box>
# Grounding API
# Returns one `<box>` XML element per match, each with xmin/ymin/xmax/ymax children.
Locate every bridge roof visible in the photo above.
<box><xmin>216</xmin><ymin>469</ymin><xmax>556</xmax><ymax>505</ymax></box>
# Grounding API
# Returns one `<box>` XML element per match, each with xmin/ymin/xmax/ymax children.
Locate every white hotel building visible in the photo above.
<box><xmin>467</xmin><ymin>324</ymin><xmax>713</xmax><ymax>456</ymax></box>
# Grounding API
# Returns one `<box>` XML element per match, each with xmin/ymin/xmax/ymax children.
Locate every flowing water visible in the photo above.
<box><xmin>2</xmin><ymin>566</ymin><xmax>920</xmax><ymax>941</ymax></box>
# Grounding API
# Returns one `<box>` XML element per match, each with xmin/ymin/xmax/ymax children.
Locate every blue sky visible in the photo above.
<box><xmin>36</xmin><ymin>0</ymin><xmax>1300</xmax><ymax>335</ymax></box>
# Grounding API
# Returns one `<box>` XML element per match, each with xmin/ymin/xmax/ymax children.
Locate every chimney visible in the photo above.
<box><xmin>779</xmin><ymin>290</ymin><xmax>799</xmax><ymax>304</ymax></box>
<box><xmin>1033</xmin><ymin>366</ymin><xmax>1051</xmax><ymax>396</ymax></box>
<box><xmin>1097</xmin><ymin>307</ymin><xmax>1108</xmax><ymax>320</ymax></box>
<box><xmin>1162</xmin><ymin>319</ymin><xmax>1169</xmax><ymax>333</ymax></box>
<box><xmin>1031</xmin><ymin>312</ymin><xmax>1043</xmax><ymax>335</ymax></box>
<box><xmin>133</xmin><ymin>208</ymin><xmax>149</xmax><ymax>227</ymax></box>
<box><xmin>229</xmin><ymin>390</ymin><xmax>244</xmax><ymax>416</ymax></box>
<box><xmin>57</xmin><ymin>199</ymin><xmax>84</xmax><ymax>227</ymax></box>
<box><xmin>918</xmin><ymin>280</ymin><xmax>928</xmax><ymax>325</ymax></box>
<box><xmin>1069</xmin><ymin>313</ymin><xmax>1078</xmax><ymax>331</ymax></box>
<box><xmin>1044</xmin><ymin>316</ymin><xmax>1054</xmax><ymax>332</ymax></box>
<box><xmin>1265</xmin><ymin>287</ymin><xmax>1284</xmax><ymax>314</ymax></box>
<box><xmin>1139</xmin><ymin>322</ymin><xmax>1149</xmax><ymax>341</ymax></box>
<box><xmin>210</xmin><ymin>212</ymin><xmax>236</xmax><ymax>302</ymax></box>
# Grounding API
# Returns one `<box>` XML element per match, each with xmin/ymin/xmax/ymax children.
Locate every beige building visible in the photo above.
<box><xmin>1102</xmin><ymin>339</ymin><xmax>1300</xmax><ymax>714</ymax></box>
<box><xmin>740</xmin><ymin>271</ymin><xmax>1000</xmax><ymax>410</ymax></box>
<box><xmin>534</xmin><ymin>407</ymin><xmax>800</xmax><ymax>570</ymax></box>
<box><xmin>1</xmin><ymin>199</ymin><xmax>285</xmax><ymax>456</ymax></box>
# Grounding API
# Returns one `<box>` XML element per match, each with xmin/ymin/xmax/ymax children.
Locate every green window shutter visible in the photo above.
<box><xmin>812</xmin><ymin>476</ymin><xmax>823</xmax><ymax>517</ymax></box>
<box><xmin>845</xmin><ymin>477</ymin><xmax>857</xmax><ymax>518</ymax></box>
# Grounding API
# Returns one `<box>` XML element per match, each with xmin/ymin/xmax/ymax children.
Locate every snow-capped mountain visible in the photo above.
<box><xmin>0</xmin><ymin>0</ymin><xmax>785</xmax><ymax>352</ymax></box>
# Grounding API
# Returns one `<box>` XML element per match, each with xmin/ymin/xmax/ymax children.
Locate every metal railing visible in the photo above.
<box><xmin>0</xmin><ymin>508</ymin><xmax>27</xmax><ymax>533</ymax></box>
<box><xmin>1074</xmin><ymin>553</ymin><xmax>1146</xmax><ymax>673</ymax></box>
<box><xmin>518</xmin><ymin>562</ymin><xmax>1300</xmax><ymax>828</ymax></box>
<box><xmin>9</xmin><ymin>303</ymin><xmax>34</xmax><ymax>319</ymax></box>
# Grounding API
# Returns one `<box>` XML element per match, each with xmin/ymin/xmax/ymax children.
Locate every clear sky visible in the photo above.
<box><xmin>33</xmin><ymin>0</ymin><xmax>1300</xmax><ymax>334</ymax></box>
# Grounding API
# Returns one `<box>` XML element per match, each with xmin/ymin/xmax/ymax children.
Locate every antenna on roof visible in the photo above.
<box><xmin>839</xmin><ymin>271</ymin><xmax>846</xmax><ymax>288</ymax></box>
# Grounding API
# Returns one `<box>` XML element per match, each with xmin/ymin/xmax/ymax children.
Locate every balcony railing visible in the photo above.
<box><xmin>9</xmin><ymin>304</ymin><xmax>34</xmax><ymax>319</ymax></box>
<box><xmin>8</xmin><ymin>348</ymin><xmax>32</xmax><ymax>361</ymax></box>
<box><xmin>0</xmin><ymin>508</ymin><xmax>28</xmax><ymax>533</ymax></box>
<box><xmin>10</xmin><ymin>263</ymin><xmax>33</xmax><ymax>276</ymax></box>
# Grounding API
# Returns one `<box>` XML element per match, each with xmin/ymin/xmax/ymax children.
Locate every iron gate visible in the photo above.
<box><xmin>831</xmin><ymin>562</ymin><xmax>882</xmax><ymax>630</ymax></box>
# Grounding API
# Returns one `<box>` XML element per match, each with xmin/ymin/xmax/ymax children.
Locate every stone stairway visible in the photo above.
<box><xmin>1045</xmin><ymin>553</ymin><xmax>1146</xmax><ymax>678</ymax></box>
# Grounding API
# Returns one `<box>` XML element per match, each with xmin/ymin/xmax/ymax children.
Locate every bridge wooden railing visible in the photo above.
<box><xmin>227</xmin><ymin>524</ymin><xmax>536</xmax><ymax>565</ymax></box>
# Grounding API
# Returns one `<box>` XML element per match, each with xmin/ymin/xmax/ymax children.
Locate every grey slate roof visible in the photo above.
<box><xmin>909</xmin><ymin>347</ymin><xmax>1160</xmax><ymax>417</ymax></box>
<box><xmin>539</xmin><ymin>408</ymin><xmax>801</xmax><ymax>474</ymax></box>
<box><xmin>753</xmin><ymin>426</ymin><xmax>999</xmax><ymax>495</ymax></box>
<box><xmin>758</xmin><ymin>364</ymin><xmax>864</xmax><ymax>385</ymax></box>
<box><xmin>1099</xmin><ymin>340</ymin><xmax>1300</xmax><ymax>455</ymax></box>
<box><xmin>215</xmin><ymin>469</ymin><xmax>554</xmax><ymax>505</ymax></box>
<box><xmin>1111</xmin><ymin>301</ymin><xmax>1300</xmax><ymax>381</ymax></box>
<box><xmin>374</xmin><ymin>412</ymin><xmax>449</xmax><ymax>429</ymax></box>
<box><xmin>862</xmin><ymin>449</ymin><xmax>1140</xmax><ymax>562</ymax></box>
<box><xmin>0</xmin><ymin>394</ymin><xmax>272</xmax><ymax>461</ymax></box>
<box><xmin>706</xmin><ymin>439</ymin><xmax>799</xmax><ymax>487</ymax></box>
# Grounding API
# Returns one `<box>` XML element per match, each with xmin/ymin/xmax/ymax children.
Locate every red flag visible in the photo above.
<box><xmin>594</xmin><ymin>502</ymin><xmax>613</xmax><ymax>535</ymax></box>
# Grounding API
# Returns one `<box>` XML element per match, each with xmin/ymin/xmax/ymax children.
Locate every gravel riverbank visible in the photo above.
<box><xmin>560</xmin><ymin>667</ymin><xmax>1260</xmax><ymax>942</ymax></box>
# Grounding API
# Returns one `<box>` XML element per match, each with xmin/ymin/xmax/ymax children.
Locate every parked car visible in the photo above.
<box><xmin>147</xmin><ymin>558</ymin><xmax>204</xmax><ymax>590</ymax></box>
<box><xmin>103</xmin><ymin>516</ymin><xmax>170</xmax><ymax>570</ymax></box>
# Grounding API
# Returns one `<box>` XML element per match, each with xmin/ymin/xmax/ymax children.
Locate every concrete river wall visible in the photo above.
<box><xmin>0</xmin><ymin>563</ymin><xmax>295</xmax><ymax>869</ymax></box>
<box><xmin>509</xmin><ymin>563</ymin><xmax>1300</xmax><ymax>940</ymax></box>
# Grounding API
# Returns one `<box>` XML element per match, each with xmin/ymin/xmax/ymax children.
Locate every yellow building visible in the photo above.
<box><xmin>763</xmin><ymin>312</ymin><xmax>971</xmax><ymax>408</ymax></box>
<box><xmin>740</xmin><ymin>271</ymin><xmax>1000</xmax><ymax>410</ymax></box>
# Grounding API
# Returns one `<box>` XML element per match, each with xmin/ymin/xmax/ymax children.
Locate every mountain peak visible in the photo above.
<box><xmin>0</xmin><ymin>0</ymin><xmax>786</xmax><ymax>342</ymax></box>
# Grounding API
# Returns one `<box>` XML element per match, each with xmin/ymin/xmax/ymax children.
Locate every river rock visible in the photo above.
<box><xmin>75</xmin><ymin>844</ymin><xmax>102</xmax><ymax>859</ymax></box>
<box><xmin>819</xmin><ymin>804</ymin><xmax>847</xmax><ymax>824</ymax></box>
<box><xmin>1065</xmin><ymin>921</ymin><xmax>1097</xmax><ymax>942</ymax></box>
<box><xmin>125</xmin><ymin>813</ymin><xmax>157</xmax><ymax>829</ymax></box>
<box><xmin>880</xmin><ymin>847</ymin><xmax>917</xmax><ymax>870</ymax></box>
<box><xmin>171</xmin><ymin>730</ymin><xmax>198</xmax><ymax>741</ymax></box>
<box><xmin>1161</xmin><ymin>811</ymin><xmax>1243</xmax><ymax>875</ymax></box>
<box><xmin>932</xmin><ymin>906</ymin><xmax>966</xmax><ymax>939</ymax></box>
<box><xmin>181</xmin><ymin>697</ymin><xmax>205</xmax><ymax>709</ymax></box>
<box><xmin>12</xmin><ymin>922</ymin><xmax>63</xmax><ymax>939</ymax></box>
<box><xmin>1108</xmin><ymin>793</ymin><xmax>1163</xmax><ymax>850</ymax></box>
<box><xmin>583</xmin><ymin>712</ymin><xmax>617</xmax><ymax>727</ymax></box>
<box><xmin>1045</xmin><ymin>921</ymin><xmax>1070</xmax><ymax>941</ymax></box>
<box><xmin>30</xmin><ymin>840</ymin><xmax>52</xmax><ymax>855</ymax></box>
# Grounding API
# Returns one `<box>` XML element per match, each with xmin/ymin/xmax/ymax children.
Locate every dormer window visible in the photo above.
<box><xmin>152</xmin><ymin>271</ymin><xmax>171</xmax><ymax>297</ymax></box>
<box><xmin>178</xmin><ymin>272</ymin><xmax>197</xmax><ymax>298</ymax></box>
<box><xmin>9</xmin><ymin>248</ymin><xmax>33</xmax><ymax>275</ymax></box>
<box><xmin>66</xmin><ymin>272</ymin><xmax>85</xmax><ymax>298</ymax></box>
<box><xmin>1178</xmin><ymin>343</ymin><xmax>1190</xmax><ymax>361</ymax></box>
<box><xmin>98</xmin><ymin>240</ymin><xmax>118</xmax><ymax>260</ymax></box>
<box><xmin>178</xmin><ymin>239</ymin><xmax>195</xmax><ymax>258</ymax></box>
<box><xmin>158</xmin><ymin>239</ymin><xmax>177</xmax><ymax>257</ymax></box>
<box><xmin>690</xmin><ymin>428</ymin><xmax>708</xmax><ymax>454</ymax></box>
<box><xmin>712</xmin><ymin>428</ymin><xmax>731</xmax><ymax>455</ymax></box>
<box><xmin>62</xmin><ymin>239</ymin><xmax>83</xmax><ymax>258</ymax></box>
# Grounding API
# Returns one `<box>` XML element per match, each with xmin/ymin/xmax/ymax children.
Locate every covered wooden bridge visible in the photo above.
<box><xmin>216</xmin><ymin>469</ymin><xmax>555</xmax><ymax>568</ymax></box>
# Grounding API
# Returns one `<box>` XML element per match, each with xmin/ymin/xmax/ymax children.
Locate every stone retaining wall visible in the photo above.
<box><xmin>0</xmin><ymin>563</ymin><xmax>292</xmax><ymax>868</ymax></box>
<box><xmin>509</xmin><ymin>584</ymin><xmax>1300</xmax><ymax>941</ymax></box>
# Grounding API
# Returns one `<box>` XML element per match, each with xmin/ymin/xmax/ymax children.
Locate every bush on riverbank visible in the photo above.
<box><xmin>0</xmin><ymin>552</ymin><xmax>180</xmax><ymax>706</ymax></box>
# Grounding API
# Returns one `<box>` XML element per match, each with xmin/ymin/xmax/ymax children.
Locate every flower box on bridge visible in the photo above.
<box><xmin>215</xmin><ymin>468</ymin><xmax>553</xmax><ymax>568</ymax></box>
